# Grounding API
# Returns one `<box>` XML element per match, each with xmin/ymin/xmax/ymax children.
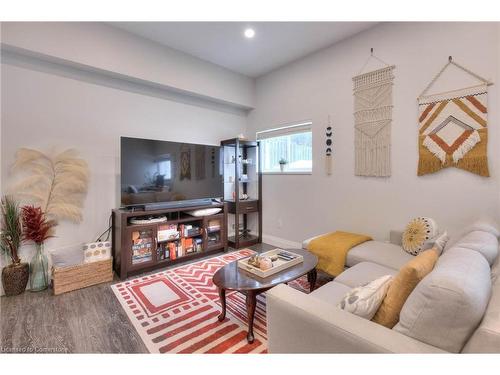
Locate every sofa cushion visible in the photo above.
<box><xmin>462</xmin><ymin>275</ymin><xmax>500</xmax><ymax>353</ymax></box>
<box><xmin>394</xmin><ymin>248</ymin><xmax>491</xmax><ymax>353</ymax></box>
<box><xmin>372</xmin><ymin>249</ymin><xmax>439</xmax><ymax>328</ymax></box>
<box><xmin>335</xmin><ymin>262</ymin><xmax>397</xmax><ymax>288</ymax></box>
<box><xmin>444</xmin><ymin>222</ymin><xmax>500</xmax><ymax>252</ymax></box>
<box><xmin>309</xmin><ymin>281</ymin><xmax>351</xmax><ymax>306</ymax></box>
<box><xmin>492</xmin><ymin>253</ymin><xmax>500</xmax><ymax>284</ymax></box>
<box><xmin>346</xmin><ymin>241</ymin><xmax>414</xmax><ymax>270</ymax></box>
<box><xmin>466</xmin><ymin>221</ymin><xmax>500</xmax><ymax>237</ymax></box>
<box><xmin>448</xmin><ymin>230</ymin><xmax>498</xmax><ymax>266</ymax></box>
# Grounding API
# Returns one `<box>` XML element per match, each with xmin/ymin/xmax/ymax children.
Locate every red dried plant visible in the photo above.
<box><xmin>21</xmin><ymin>205</ymin><xmax>57</xmax><ymax>244</ymax></box>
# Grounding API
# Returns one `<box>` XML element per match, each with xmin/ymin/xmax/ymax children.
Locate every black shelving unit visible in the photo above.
<box><xmin>221</xmin><ymin>138</ymin><xmax>262</xmax><ymax>249</ymax></box>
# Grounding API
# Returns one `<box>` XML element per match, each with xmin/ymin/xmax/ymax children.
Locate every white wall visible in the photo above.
<box><xmin>1</xmin><ymin>22</ymin><xmax>254</xmax><ymax>109</ymax></box>
<box><xmin>1</xmin><ymin>62</ymin><xmax>246</xmax><ymax>251</ymax></box>
<box><xmin>0</xmin><ymin>31</ymin><xmax>250</xmax><ymax>296</ymax></box>
<box><xmin>247</xmin><ymin>22</ymin><xmax>500</xmax><ymax>245</ymax></box>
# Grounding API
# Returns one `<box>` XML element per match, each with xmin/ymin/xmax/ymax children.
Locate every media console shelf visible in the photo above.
<box><xmin>112</xmin><ymin>202</ymin><xmax>228</xmax><ymax>279</ymax></box>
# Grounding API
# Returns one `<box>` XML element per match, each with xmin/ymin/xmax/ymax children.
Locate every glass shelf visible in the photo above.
<box><xmin>221</xmin><ymin>138</ymin><xmax>261</xmax><ymax>249</ymax></box>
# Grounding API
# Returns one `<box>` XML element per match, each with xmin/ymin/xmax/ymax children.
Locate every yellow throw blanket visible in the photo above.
<box><xmin>307</xmin><ymin>231</ymin><xmax>373</xmax><ymax>277</ymax></box>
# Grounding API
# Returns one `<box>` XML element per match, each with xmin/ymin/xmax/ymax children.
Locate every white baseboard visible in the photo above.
<box><xmin>262</xmin><ymin>234</ymin><xmax>302</xmax><ymax>249</ymax></box>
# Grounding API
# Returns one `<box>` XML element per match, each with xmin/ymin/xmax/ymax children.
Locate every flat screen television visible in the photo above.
<box><xmin>120</xmin><ymin>136</ymin><xmax>223</xmax><ymax>208</ymax></box>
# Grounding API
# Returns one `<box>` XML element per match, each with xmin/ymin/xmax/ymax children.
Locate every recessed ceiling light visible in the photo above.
<box><xmin>244</xmin><ymin>28</ymin><xmax>255</xmax><ymax>39</ymax></box>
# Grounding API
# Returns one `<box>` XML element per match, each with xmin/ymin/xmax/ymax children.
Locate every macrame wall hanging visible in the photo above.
<box><xmin>353</xmin><ymin>49</ymin><xmax>395</xmax><ymax>177</ymax></box>
<box><xmin>325</xmin><ymin>115</ymin><xmax>333</xmax><ymax>175</ymax></box>
<box><xmin>417</xmin><ymin>57</ymin><xmax>493</xmax><ymax>177</ymax></box>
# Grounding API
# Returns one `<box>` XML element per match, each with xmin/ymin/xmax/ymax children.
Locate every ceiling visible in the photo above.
<box><xmin>111</xmin><ymin>22</ymin><xmax>378</xmax><ymax>78</ymax></box>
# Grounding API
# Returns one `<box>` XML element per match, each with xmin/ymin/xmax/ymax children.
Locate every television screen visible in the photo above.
<box><xmin>120</xmin><ymin>137</ymin><xmax>223</xmax><ymax>207</ymax></box>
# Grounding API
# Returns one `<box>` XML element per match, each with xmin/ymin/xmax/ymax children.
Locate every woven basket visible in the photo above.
<box><xmin>53</xmin><ymin>257</ymin><xmax>113</xmax><ymax>295</ymax></box>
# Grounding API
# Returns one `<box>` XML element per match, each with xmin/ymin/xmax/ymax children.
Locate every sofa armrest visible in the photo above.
<box><xmin>302</xmin><ymin>234</ymin><xmax>321</xmax><ymax>249</ymax></box>
<box><xmin>389</xmin><ymin>230</ymin><xmax>404</xmax><ymax>246</ymax></box>
<box><xmin>303</xmin><ymin>229</ymin><xmax>404</xmax><ymax>249</ymax></box>
<box><xmin>266</xmin><ymin>284</ymin><xmax>446</xmax><ymax>353</ymax></box>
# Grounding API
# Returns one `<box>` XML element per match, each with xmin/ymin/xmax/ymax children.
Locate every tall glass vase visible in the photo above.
<box><xmin>30</xmin><ymin>243</ymin><xmax>48</xmax><ymax>292</ymax></box>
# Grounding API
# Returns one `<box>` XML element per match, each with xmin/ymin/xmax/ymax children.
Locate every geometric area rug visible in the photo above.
<box><xmin>111</xmin><ymin>249</ymin><xmax>315</xmax><ymax>354</ymax></box>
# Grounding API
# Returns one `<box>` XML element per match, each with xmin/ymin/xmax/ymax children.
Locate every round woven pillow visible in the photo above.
<box><xmin>402</xmin><ymin>217</ymin><xmax>439</xmax><ymax>255</ymax></box>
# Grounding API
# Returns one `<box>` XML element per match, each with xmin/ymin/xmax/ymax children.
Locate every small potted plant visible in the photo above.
<box><xmin>1</xmin><ymin>195</ymin><xmax>29</xmax><ymax>296</ymax></box>
<box><xmin>21</xmin><ymin>205</ymin><xmax>57</xmax><ymax>292</ymax></box>
<box><xmin>279</xmin><ymin>158</ymin><xmax>287</xmax><ymax>172</ymax></box>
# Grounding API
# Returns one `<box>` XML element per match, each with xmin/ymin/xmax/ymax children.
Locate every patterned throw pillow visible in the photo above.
<box><xmin>337</xmin><ymin>275</ymin><xmax>393</xmax><ymax>320</ymax></box>
<box><xmin>402</xmin><ymin>217</ymin><xmax>439</xmax><ymax>255</ymax></box>
<box><xmin>83</xmin><ymin>241</ymin><xmax>112</xmax><ymax>263</ymax></box>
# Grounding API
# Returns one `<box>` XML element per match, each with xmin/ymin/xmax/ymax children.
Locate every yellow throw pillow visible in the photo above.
<box><xmin>372</xmin><ymin>248</ymin><xmax>439</xmax><ymax>328</ymax></box>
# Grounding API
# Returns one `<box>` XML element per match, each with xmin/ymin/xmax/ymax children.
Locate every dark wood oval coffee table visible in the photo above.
<box><xmin>212</xmin><ymin>248</ymin><xmax>318</xmax><ymax>343</ymax></box>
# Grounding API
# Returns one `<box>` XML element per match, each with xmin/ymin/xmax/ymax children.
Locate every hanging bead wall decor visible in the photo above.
<box><xmin>325</xmin><ymin>115</ymin><xmax>333</xmax><ymax>175</ymax></box>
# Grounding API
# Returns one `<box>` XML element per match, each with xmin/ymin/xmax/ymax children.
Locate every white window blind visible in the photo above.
<box><xmin>256</xmin><ymin>122</ymin><xmax>312</xmax><ymax>140</ymax></box>
<box><xmin>257</xmin><ymin>122</ymin><xmax>312</xmax><ymax>173</ymax></box>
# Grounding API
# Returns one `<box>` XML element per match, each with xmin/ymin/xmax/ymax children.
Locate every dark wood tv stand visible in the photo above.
<box><xmin>112</xmin><ymin>202</ymin><xmax>228</xmax><ymax>279</ymax></box>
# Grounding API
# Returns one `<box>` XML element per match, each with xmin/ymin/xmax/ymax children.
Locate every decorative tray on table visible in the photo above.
<box><xmin>237</xmin><ymin>248</ymin><xmax>304</xmax><ymax>278</ymax></box>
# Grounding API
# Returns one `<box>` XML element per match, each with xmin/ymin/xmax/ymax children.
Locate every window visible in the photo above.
<box><xmin>257</xmin><ymin>122</ymin><xmax>312</xmax><ymax>173</ymax></box>
<box><xmin>156</xmin><ymin>156</ymin><xmax>172</xmax><ymax>180</ymax></box>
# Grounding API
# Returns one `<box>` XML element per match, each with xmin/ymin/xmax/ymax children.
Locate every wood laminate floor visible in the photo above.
<box><xmin>0</xmin><ymin>243</ymin><xmax>275</xmax><ymax>354</ymax></box>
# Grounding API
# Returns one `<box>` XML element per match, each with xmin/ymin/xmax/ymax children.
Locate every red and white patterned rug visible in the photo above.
<box><xmin>111</xmin><ymin>249</ymin><xmax>314</xmax><ymax>354</ymax></box>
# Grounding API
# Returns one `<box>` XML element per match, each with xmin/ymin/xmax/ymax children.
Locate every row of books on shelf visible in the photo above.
<box><xmin>132</xmin><ymin>239</ymin><xmax>153</xmax><ymax>263</ymax></box>
<box><xmin>207</xmin><ymin>232</ymin><xmax>221</xmax><ymax>245</ymax></box>
<box><xmin>157</xmin><ymin>237</ymin><xmax>203</xmax><ymax>260</ymax></box>
<box><xmin>207</xmin><ymin>219</ymin><xmax>221</xmax><ymax>233</ymax></box>
<box><xmin>131</xmin><ymin>230</ymin><xmax>154</xmax><ymax>264</ymax></box>
<box><xmin>131</xmin><ymin>224</ymin><xmax>222</xmax><ymax>265</ymax></box>
<box><xmin>157</xmin><ymin>223</ymin><xmax>204</xmax><ymax>242</ymax></box>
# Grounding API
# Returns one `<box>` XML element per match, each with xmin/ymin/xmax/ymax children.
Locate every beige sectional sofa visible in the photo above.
<box><xmin>266</xmin><ymin>227</ymin><xmax>500</xmax><ymax>353</ymax></box>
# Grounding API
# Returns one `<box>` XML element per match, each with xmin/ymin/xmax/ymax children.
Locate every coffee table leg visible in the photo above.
<box><xmin>245</xmin><ymin>291</ymin><xmax>257</xmax><ymax>344</ymax></box>
<box><xmin>308</xmin><ymin>268</ymin><xmax>317</xmax><ymax>292</ymax></box>
<box><xmin>217</xmin><ymin>287</ymin><xmax>226</xmax><ymax>322</ymax></box>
